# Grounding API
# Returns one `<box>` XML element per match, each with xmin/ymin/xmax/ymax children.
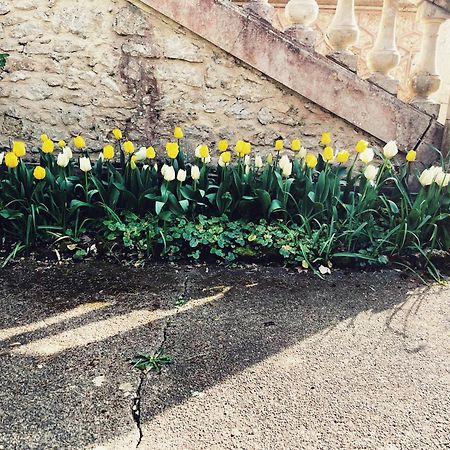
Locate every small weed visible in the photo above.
<box><xmin>131</xmin><ymin>349</ymin><xmax>174</xmax><ymax>374</ymax></box>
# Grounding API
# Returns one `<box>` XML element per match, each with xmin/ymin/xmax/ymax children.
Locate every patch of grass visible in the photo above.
<box><xmin>131</xmin><ymin>349</ymin><xmax>174</xmax><ymax>374</ymax></box>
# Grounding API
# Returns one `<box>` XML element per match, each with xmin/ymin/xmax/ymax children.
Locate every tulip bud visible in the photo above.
<box><xmin>221</xmin><ymin>151</ymin><xmax>231</xmax><ymax>164</ymax></box>
<box><xmin>218</xmin><ymin>156</ymin><xmax>226</xmax><ymax>168</ymax></box>
<box><xmin>63</xmin><ymin>147</ymin><xmax>73</xmax><ymax>159</ymax></box>
<box><xmin>355</xmin><ymin>140</ymin><xmax>368</xmax><ymax>153</ymax></box>
<box><xmin>74</xmin><ymin>136</ymin><xmax>86</xmax><ymax>149</ymax></box>
<box><xmin>279</xmin><ymin>155</ymin><xmax>290</xmax><ymax>171</ymax></box>
<box><xmin>174</xmin><ymin>127</ymin><xmax>184</xmax><ymax>140</ymax></box>
<box><xmin>103</xmin><ymin>145</ymin><xmax>115</xmax><ymax>161</ymax></box>
<box><xmin>305</xmin><ymin>153</ymin><xmax>318</xmax><ymax>169</ymax></box>
<box><xmin>406</xmin><ymin>150</ymin><xmax>416</xmax><ymax>162</ymax></box>
<box><xmin>135</xmin><ymin>147</ymin><xmax>147</xmax><ymax>161</ymax></box>
<box><xmin>298</xmin><ymin>146</ymin><xmax>307</xmax><ymax>159</ymax></box>
<box><xmin>4</xmin><ymin>152</ymin><xmax>18</xmax><ymax>168</ymax></box>
<box><xmin>255</xmin><ymin>155</ymin><xmax>263</xmax><ymax>169</ymax></box>
<box><xmin>321</xmin><ymin>132</ymin><xmax>331</xmax><ymax>146</ymax></box>
<box><xmin>146</xmin><ymin>146</ymin><xmax>156</xmax><ymax>159</ymax></box>
<box><xmin>166</xmin><ymin>142</ymin><xmax>179</xmax><ymax>159</ymax></box>
<box><xmin>336</xmin><ymin>150</ymin><xmax>350</xmax><ymax>164</ymax></box>
<box><xmin>112</xmin><ymin>128</ymin><xmax>123</xmax><ymax>140</ymax></box>
<box><xmin>163</xmin><ymin>165</ymin><xmax>176</xmax><ymax>181</ymax></box>
<box><xmin>418</xmin><ymin>168</ymin><xmax>433</xmax><ymax>186</ymax></box>
<box><xmin>266</xmin><ymin>153</ymin><xmax>273</xmax><ymax>165</ymax></box>
<box><xmin>245</xmin><ymin>164</ymin><xmax>250</xmax><ymax>175</ymax></box>
<box><xmin>244</xmin><ymin>155</ymin><xmax>251</xmax><ymax>166</ymax></box>
<box><xmin>291</xmin><ymin>139</ymin><xmax>301</xmax><ymax>152</ymax></box>
<box><xmin>282</xmin><ymin>161</ymin><xmax>292</xmax><ymax>178</ymax></box>
<box><xmin>123</xmin><ymin>141</ymin><xmax>135</xmax><ymax>154</ymax></box>
<box><xmin>57</xmin><ymin>152</ymin><xmax>70</xmax><ymax>168</ymax></box>
<box><xmin>364</xmin><ymin>164</ymin><xmax>378</xmax><ymax>181</ymax></box>
<box><xmin>274</xmin><ymin>139</ymin><xmax>284</xmax><ymax>152</ymax></box>
<box><xmin>322</xmin><ymin>146</ymin><xmax>334</xmax><ymax>162</ymax></box>
<box><xmin>191</xmin><ymin>165</ymin><xmax>200</xmax><ymax>181</ymax></box>
<box><xmin>58</xmin><ymin>140</ymin><xmax>67</xmax><ymax>149</ymax></box>
<box><xmin>0</xmin><ymin>152</ymin><xmax>4</xmax><ymax>165</ymax></box>
<box><xmin>79</xmin><ymin>156</ymin><xmax>92</xmax><ymax>172</ymax></box>
<box><xmin>13</xmin><ymin>141</ymin><xmax>26</xmax><ymax>158</ymax></box>
<box><xmin>177</xmin><ymin>169</ymin><xmax>187</xmax><ymax>182</ymax></box>
<box><xmin>383</xmin><ymin>140</ymin><xmax>398</xmax><ymax>159</ymax></box>
<box><xmin>33</xmin><ymin>166</ymin><xmax>46</xmax><ymax>180</ymax></box>
<box><xmin>218</xmin><ymin>139</ymin><xmax>228</xmax><ymax>152</ymax></box>
<box><xmin>42</xmin><ymin>139</ymin><xmax>55</xmax><ymax>154</ymax></box>
<box><xmin>359</xmin><ymin>148</ymin><xmax>374</xmax><ymax>164</ymax></box>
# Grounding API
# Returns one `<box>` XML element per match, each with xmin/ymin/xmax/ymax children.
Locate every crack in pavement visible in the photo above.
<box><xmin>131</xmin><ymin>269</ymin><xmax>192</xmax><ymax>447</ymax></box>
<box><xmin>132</xmin><ymin>373</ymin><xmax>145</xmax><ymax>448</ymax></box>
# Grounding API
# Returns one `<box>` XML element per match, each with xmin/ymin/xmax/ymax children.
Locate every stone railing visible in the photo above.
<box><xmin>238</xmin><ymin>0</ymin><xmax>450</xmax><ymax>140</ymax></box>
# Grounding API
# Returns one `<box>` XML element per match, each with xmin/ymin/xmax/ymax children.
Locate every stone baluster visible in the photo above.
<box><xmin>442</xmin><ymin>88</ymin><xmax>450</xmax><ymax>153</ymax></box>
<box><xmin>325</xmin><ymin>0</ymin><xmax>359</xmax><ymax>71</ymax></box>
<box><xmin>366</xmin><ymin>0</ymin><xmax>400</xmax><ymax>95</ymax></box>
<box><xmin>244</xmin><ymin>0</ymin><xmax>276</xmax><ymax>22</ymax></box>
<box><xmin>284</xmin><ymin>0</ymin><xmax>319</xmax><ymax>47</ymax></box>
<box><xmin>408</xmin><ymin>1</ymin><xmax>449</xmax><ymax>116</ymax></box>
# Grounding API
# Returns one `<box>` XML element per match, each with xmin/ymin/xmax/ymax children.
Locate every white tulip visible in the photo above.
<box><xmin>63</xmin><ymin>146</ymin><xmax>73</xmax><ymax>159</ymax></box>
<box><xmin>0</xmin><ymin>152</ymin><xmax>4</xmax><ymax>165</ymax></box>
<box><xmin>383</xmin><ymin>140</ymin><xmax>398</xmax><ymax>159</ymax></box>
<box><xmin>244</xmin><ymin>155</ymin><xmax>251</xmax><ymax>166</ymax></box>
<box><xmin>79</xmin><ymin>156</ymin><xmax>92</xmax><ymax>172</ymax></box>
<box><xmin>282</xmin><ymin>161</ymin><xmax>293</xmax><ymax>178</ymax></box>
<box><xmin>279</xmin><ymin>154</ymin><xmax>290</xmax><ymax>171</ymax></box>
<box><xmin>143</xmin><ymin>164</ymin><xmax>149</xmax><ymax>171</ymax></box>
<box><xmin>298</xmin><ymin>146</ymin><xmax>307</xmax><ymax>159</ymax></box>
<box><xmin>57</xmin><ymin>152</ymin><xmax>70</xmax><ymax>168</ymax></box>
<box><xmin>435</xmin><ymin>170</ymin><xmax>450</xmax><ymax>187</ymax></box>
<box><xmin>153</xmin><ymin>162</ymin><xmax>158</xmax><ymax>172</ymax></box>
<box><xmin>255</xmin><ymin>155</ymin><xmax>263</xmax><ymax>169</ymax></box>
<box><xmin>204</xmin><ymin>155</ymin><xmax>211</xmax><ymax>164</ymax></box>
<box><xmin>359</xmin><ymin>148</ymin><xmax>374</xmax><ymax>164</ymax></box>
<box><xmin>418</xmin><ymin>168</ymin><xmax>434</xmax><ymax>186</ymax></box>
<box><xmin>218</xmin><ymin>156</ymin><xmax>226</xmax><ymax>168</ymax></box>
<box><xmin>191</xmin><ymin>165</ymin><xmax>200</xmax><ymax>181</ymax></box>
<box><xmin>194</xmin><ymin>145</ymin><xmax>202</xmax><ymax>158</ymax></box>
<box><xmin>364</xmin><ymin>164</ymin><xmax>378</xmax><ymax>181</ymax></box>
<box><xmin>135</xmin><ymin>147</ymin><xmax>147</xmax><ymax>161</ymax></box>
<box><xmin>161</xmin><ymin>164</ymin><xmax>169</xmax><ymax>177</ymax></box>
<box><xmin>177</xmin><ymin>169</ymin><xmax>187</xmax><ymax>182</ymax></box>
<box><xmin>163</xmin><ymin>165</ymin><xmax>175</xmax><ymax>182</ymax></box>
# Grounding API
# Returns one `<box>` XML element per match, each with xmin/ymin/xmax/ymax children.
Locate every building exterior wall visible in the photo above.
<box><xmin>0</xmin><ymin>0</ymin><xmax>379</xmax><ymax>155</ymax></box>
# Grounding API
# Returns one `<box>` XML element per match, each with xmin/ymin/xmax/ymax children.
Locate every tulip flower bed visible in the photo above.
<box><xmin>0</xmin><ymin>128</ymin><xmax>449</xmax><ymax>277</ymax></box>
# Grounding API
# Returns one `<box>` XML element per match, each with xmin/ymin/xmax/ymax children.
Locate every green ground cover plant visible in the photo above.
<box><xmin>0</xmin><ymin>128</ymin><xmax>449</xmax><ymax>278</ymax></box>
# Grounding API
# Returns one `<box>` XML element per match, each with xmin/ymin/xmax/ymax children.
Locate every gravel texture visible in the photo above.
<box><xmin>0</xmin><ymin>262</ymin><xmax>449</xmax><ymax>450</ymax></box>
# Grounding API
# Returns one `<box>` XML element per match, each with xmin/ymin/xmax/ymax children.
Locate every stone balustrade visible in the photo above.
<box><xmin>239</xmin><ymin>0</ymin><xmax>450</xmax><ymax>132</ymax></box>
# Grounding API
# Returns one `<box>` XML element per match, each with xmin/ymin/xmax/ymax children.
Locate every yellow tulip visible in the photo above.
<box><xmin>199</xmin><ymin>145</ymin><xmax>209</xmax><ymax>159</ymax></box>
<box><xmin>291</xmin><ymin>139</ymin><xmax>301</xmax><ymax>152</ymax></box>
<box><xmin>42</xmin><ymin>139</ymin><xmax>55</xmax><ymax>154</ymax></box>
<box><xmin>336</xmin><ymin>150</ymin><xmax>350</xmax><ymax>164</ymax></box>
<box><xmin>58</xmin><ymin>140</ymin><xmax>66</xmax><ymax>149</ymax></box>
<box><xmin>4</xmin><ymin>152</ymin><xmax>19</xmax><ymax>168</ymax></box>
<box><xmin>266</xmin><ymin>153</ymin><xmax>273</xmax><ymax>165</ymax></box>
<box><xmin>74</xmin><ymin>136</ymin><xmax>86</xmax><ymax>149</ymax></box>
<box><xmin>355</xmin><ymin>139</ymin><xmax>368</xmax><ymax>153</ymax></box>
<box><xmin>123</xmin><ymin>140</ymin><xmax>135</xmax><ymax>154</ymax></box>
<box><xmin>235</xmin><ymin>140</ymin><xmax>245</xmax><ymax>157</ymax></box>
<box><xmin>321</xmin><ymin>132</ymin><xmax>331</xmax><ymax>146</ymax></box>
<box><xmin>406</xmin><ymin>150</ymin><xmax>416</xmax><ymax>162</ymax></box>
<box><xmin>103</xmin><ymin>145</ymin><xmax>115</xmax><ymax>160</ymax></box>
<box><xmin>243</xmin><ymin>142</ymin><xmax>251</xmax><ymax>155</ymax></box>
<box><xmin>174</xmin><ymin>127</ymin><xmax>184</xmax><ymax>140</ymax></box>
<box><xmin>40</xmin><ymin>133</ymin><xmax>49</xmax><ymax>142</ymax></box>
<box><xmin>33</xmin><ymin>166</ymin><xmax>46</xmax><ymax>180</ymax></box>
<box><xmin>274</xmin><ymin>139</ymin><xmax>284</xmax><ymax>152</ymax></box>
<box><xmin>166</xmin><ymin>142</ymin><xmax>179</xmax><ymax>159</ymax></box>
<box><xmin>13</xmin><ymin>141</ymin><xmax>26</xmax><ymax>158</ymax></box>
<box><xmin>146</xmin><ymin>146</ymin><xmax>156</xmax><ymax>159</ymax></box>
<box><xmin>221</xmin><ymin>151</ymin><xmax>231</xmax><ymax>164</ymax></box>
<box><xmin>305</xmin><ymin>153</ymin><xmax>318</xmax><ymax>169</ymax></box>
<box><xmin>322</xmin><ymin>146</ymin><xmax>334</xmax><ymax>162</ymax></box>
<box><xmin>218</xmin><ymin>139</ymin><xmax>228</xmax><ymax>152</ymax></box>
<box><xmin>130</xmin><ymin>155</ymin><xmax>137</xmax><ymax>170</ymax></box>
<box><xmin>112</xmin><ymin>128</ymin><xmax>123</xmax><ymax>140</ymax></box>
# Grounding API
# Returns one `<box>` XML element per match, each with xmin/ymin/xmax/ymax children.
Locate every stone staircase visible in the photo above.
<box><xmin>130</xmin><ymin>0</ymin><xmax>449</xmax><ymax>160</ymax></box>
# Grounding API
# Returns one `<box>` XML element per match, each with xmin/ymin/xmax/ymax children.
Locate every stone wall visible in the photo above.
<box><xmin>0</xmin><ymin>0</ymin><xmax>377</xmax><ymax>156</ymax></box>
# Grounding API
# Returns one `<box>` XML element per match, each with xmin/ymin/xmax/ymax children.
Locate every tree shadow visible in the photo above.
<box><xmin>0</xmin><ymin>262</ymin><xmax>428</xmax><ymax>449</ymax></box>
